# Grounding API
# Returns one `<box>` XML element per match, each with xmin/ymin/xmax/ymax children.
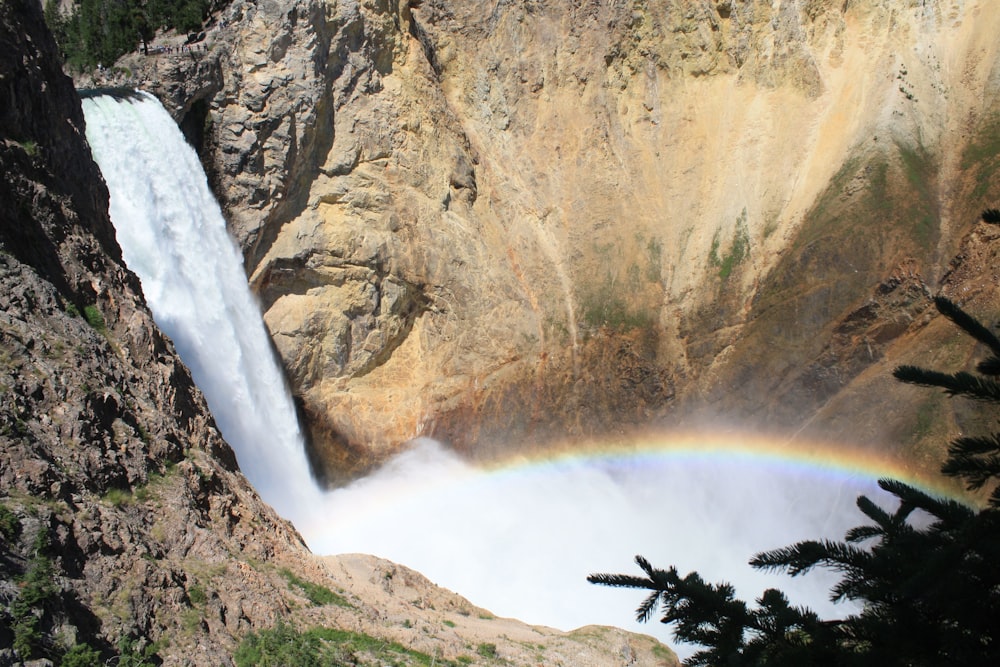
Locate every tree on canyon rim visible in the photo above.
<box><xmin>44</xmin><ymin>0</ymin><xmax>210</xmax><ymax>70</ymax></box>
<box><xmin>590</xmin><ymin>212</ymin><xmax>1000</xmax><ymax>666</ymax></box>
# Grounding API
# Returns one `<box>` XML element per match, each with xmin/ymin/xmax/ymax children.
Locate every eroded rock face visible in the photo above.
<box><xmin>121</xmin><ymin>0</ymin><xmax>1000</xmax><ymax>482</ymax></box>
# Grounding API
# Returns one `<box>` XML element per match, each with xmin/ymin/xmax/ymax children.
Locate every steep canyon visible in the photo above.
<box><xmin>5</xmin><ymin>0</ymin><xmax>1000</xmax><ymax>663</ymax></box>
<box><xmin>110</xmin><ymin>0</ymin><xmax>1000</xmax><ymax>482</ymax></box>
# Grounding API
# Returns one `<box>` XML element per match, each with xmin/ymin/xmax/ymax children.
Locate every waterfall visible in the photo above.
<box><xmin>81</xmin><ymin>91</ymin><xmax>321</xmax><ymax>520</ymax></box>
<box><xmin>82</xmin><ymin>91</ymin><xmax>887</xmax><ymax>660</ymax></box>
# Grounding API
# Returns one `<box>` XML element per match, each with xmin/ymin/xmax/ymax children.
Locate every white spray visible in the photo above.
<box><xmin>83</xmin><ymin>92</ymin><xmax>889</xmax><ymax>659</ymax></box>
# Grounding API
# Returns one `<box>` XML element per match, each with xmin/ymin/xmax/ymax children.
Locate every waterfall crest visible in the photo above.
<box><xmin>82</xmin><ymin>92</ymin><xmax>321</xmax><ymax>520</ymax></box>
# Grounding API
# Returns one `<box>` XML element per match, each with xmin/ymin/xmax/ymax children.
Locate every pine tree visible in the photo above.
<box><xmin>590</xmin><ymin>214</ymin><xmax>1000</xmax><ymax>665</ymax></box>
<box><xmin>43</xmin><ymin>0</ymin><xmax>212</xmax><ymax>71</ymax></box>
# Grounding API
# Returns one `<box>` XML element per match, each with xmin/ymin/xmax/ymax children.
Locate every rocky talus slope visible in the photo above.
<box><xmin>106</xmin><ymin>0</ymin><xmax>1000</xmax><ymax>481</ymax></box>
<box><xmin>1</xmin><ymin>1</ymin><xmax>674</xmax><ymax>665</ymax></box>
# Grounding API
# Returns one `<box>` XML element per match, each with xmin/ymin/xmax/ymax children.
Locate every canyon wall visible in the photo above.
<box><xmin>121</xmin><ymin>0</ymin><xmax>1000</xmax><ymax>482</ymax></box>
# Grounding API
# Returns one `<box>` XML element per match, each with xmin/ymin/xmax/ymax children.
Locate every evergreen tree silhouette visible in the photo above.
<box><xmin>590</xmin><ymin>213</ymin><xmax>1000</xmax><ymax>665</ymax></box>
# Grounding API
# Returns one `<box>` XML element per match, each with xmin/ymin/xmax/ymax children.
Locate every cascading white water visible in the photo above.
<box><xmin>81</xmin><ymin>91</ymin><xmax>902</xmax><ymax>660</ymax></box>
<box><xmin>81</xmin><ymin>91</ymin><xmax>322</xmax><ymax>520</ymax></box>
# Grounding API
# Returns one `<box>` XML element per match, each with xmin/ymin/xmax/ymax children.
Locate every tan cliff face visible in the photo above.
<box><xmin>127</xmin><ymin>0</ymin><xmax>1000</xmax><ymax>482</ymax></box>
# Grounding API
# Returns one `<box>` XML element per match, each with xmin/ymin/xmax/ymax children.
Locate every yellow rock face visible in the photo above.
<box><xmin>186</xmin><ymin>0</ymin><xmax>1000</xmax><ymax>481</ymax></box>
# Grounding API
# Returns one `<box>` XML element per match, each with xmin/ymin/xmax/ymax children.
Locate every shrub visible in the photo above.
<box><xmin>279</xmin><ymin>568</ymin><xmax>350</xmax><ymax>608</ymax></box>
<box><xmin>115</xmin><ymin>637</ymin><xmax>159</xmax><ymax>667</ymax></box>
<box><xmin>61</xmin><ymin>643</ymin><xmax>102</xmax><ymax>667</ymax></box>
<box><xmin>233</xmin><ymin>622</ymin><xmax>332</xmax><ymax>667</ymax></box>
<box><xmin>0</xmin><ymin>504</ymin><xmax>21</xmax><ymax>541</ymax></box>
<box><xmin>11</xmin><ymin>541</ymin><xmax>58</xmax><ymax>660</ymax></box>
<box><xmin>82</xmin><ymin>305</ymin><xmax>105</xmax><ymax>332</ymax></box>
<box><xmin>476</xmin><ymin>643</ymin><xmax>497</xmax><ymax>659</ymax></box>
<box><xmin>187</xmin><ymin>584</ymin><xmax>207</xmax><ymax>606</ymax></box>
<box><xmin>235</xmin><ymin>623</ymin><xmax>460</xmax><ymax>667</ymax></box>
<box><xmin>102</xmin><ymin>488</ymin><xmax>132</xmax><ymax>507</ymax></box>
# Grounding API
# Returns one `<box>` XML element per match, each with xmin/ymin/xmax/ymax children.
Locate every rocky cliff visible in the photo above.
<box><xmin>1</xmin><ymin>1</ymin><xmax>676</xmax><ymax>665</ymax></box>
<box><xmin>0</xmin><ymin>0</ymin><xmax>317</xmax><ymax>661</ymax></box>
<box><xmin>113</xmin><ymin>0</ymin><xmax>1000</xmax><ymax>483</ymax></box>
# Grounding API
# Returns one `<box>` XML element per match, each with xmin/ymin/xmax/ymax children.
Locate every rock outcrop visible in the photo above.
<box><xmin>113</xmin><ymin>0</ymin><xmax>1000</xmax><ymax>483</ymax></box>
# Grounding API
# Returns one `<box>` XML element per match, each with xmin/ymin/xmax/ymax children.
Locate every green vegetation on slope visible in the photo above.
<box><xmin>961</xmin><ymin>113</ymin><xmax>1000</xmax><ymax>201</ymax></box>
<box><xmin>580</xmin><ymin>237</ymin><xmax>661</xmax><ymax>333</ymax></box>
<box><xmin>280</xmin><ymin>568</ymin><xmax>353</xmax><ymax>608</ymax></box>
<box><xmin>698</xmin><ymin>141</ymin><xmax>942</xmax><ymax>424</ymax></box>
<box><xmin>234</xmin><ymin>623</ymin><xmax>472</xmax><ymax>667</ymax></box>
<box><xmin>708</xmin><ymin>208</ymin><xmax>751</xmax><ymax>280</ymax></box>
<box><xmin>10</xmin><ymin>533</ymin><xmax>59</xmax><ymax>659</ymax></box>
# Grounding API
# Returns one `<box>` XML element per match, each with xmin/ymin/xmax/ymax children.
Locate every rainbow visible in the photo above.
<box><xmin>472</xmin><ymin>429</ymin><xmax>967</xmax><ymax>503</ymax></box>
<box><xmin>307</xmin><ymin>429</ymin><xmax>971</xmax><ymax>553</ymax></box>
<box><xmin>303</xmin><ymin>430</ymin><xmax>973</xmax><ymax>644</ymax></box>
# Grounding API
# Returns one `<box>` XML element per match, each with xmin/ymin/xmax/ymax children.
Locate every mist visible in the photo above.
<box><xmin>301</xmin><ymin>437</ymin><xmax>885</xmax><ymax>658</ymax></box>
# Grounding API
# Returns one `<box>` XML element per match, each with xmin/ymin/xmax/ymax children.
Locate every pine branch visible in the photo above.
<box><xmin>891</xmin><ymin>365</ymin><xmax>952</xmax><ymax>388</ymax></box>
<box><xmin>845</xmin><ymin>524</ymin><xmax>887</xmax><ymax>543</ymax></box>
<box><xmin>945</xmin><ymin>434</ymin><xmax>1000</xmax><ymax>489</ymax></box>
<box><xmin>941</xmin><ymin>450</ymin><xmax>1000</xmax><ymax>490</ymax></box>
<box><xmin>855</xmin><ymin>494</ymin><xmax>898</xmax><ymax>529</ymax></box>
<box><xmin>751</xmin><ymin>588</ymin><xmax>818</xmax><ymax>636</ymax></box>
<box><xmin>635</xmin><ymin>554</ymin><xmax>657</xmax><ymax>579</ymax></box>
<box><xmin>976</xmin><ymin>356</ymin><xmax>1000</xmax><ymax>376</ymax></box>
<box><xmin>636</xmin><ymin>590</ymin><xmax>662</xmax><ymax>623</ymax></box>
<box><xmin>829</xmin><ymin>576</ymin><xmax>868</xmax><ymax>603</ymax></box>
<box><xmin>750</xmin><ymin>540</ymin><xmax>872</xmax><ymax>577</ymax></box>
<box><xmin>684</xmin><ymin>648</ymin><xmax>717</xmax><ymax>667</ymax></box>
<box><xmin>989</xmin><ymin>486</ymin><xmax>1000</xmax><ymax>510</ymax></box>
<box><xmin>932</xmin><ymin>296</ymin><xmax>1000</xmax><ymax>357</ymax></box>
<box><xmin>949</xmin><ymin>433</ymin><xmax>1000</xmax><ymax>455</ymax></box>
<box><xmin>874</xmin><ymin>478</ymin><xmax>921</xmax><ymax>502</ymax></box>
<box><xmin>586</xmin><ymin>572</ymin><xmax>657</xmax><ymax>590</ymax></box>
<box><xmin>877</xmin><ymin>478</ymin><xmax>975</xmax><ymax>526</ymax></box>
<box><xmin>892</xmin><ymin>367</ymin><xmax>1000</xmax><ymax>402</ymax></box>
<box><xmin>981</xmin><ymin>208</ymin><xmax>1000</xmax><ymax>224</ymax></box>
